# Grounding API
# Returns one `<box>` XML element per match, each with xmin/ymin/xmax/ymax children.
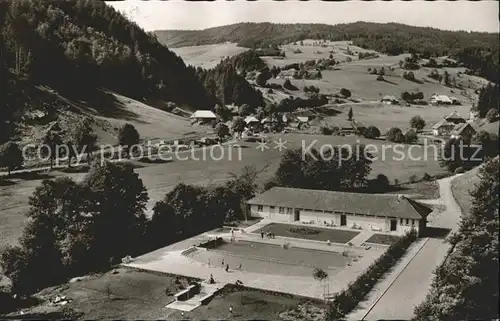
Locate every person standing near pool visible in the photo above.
<box><xmin>261</xmin><ymin>231</ymin><xmax>264</xmax><ymax>239</ymax></box>
<box><xmin>228</xmin><ymin>305</ymin><xmax>233</xmax><ymax>318</ymax></box>
<box><xmin>221</xmin><ymin>259</ymin><xmax>225</xmax><ymax>268</ymax></box>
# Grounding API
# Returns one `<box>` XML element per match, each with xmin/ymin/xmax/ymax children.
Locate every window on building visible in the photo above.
<box><xmin>270</xmin><ymin>206</ymin><xmax>275</xmax><ymax>213</ymax></box>
<box><xmin>400</xmin><ymin>218</ymin><xmax>403</xmax><ymax>225</ymax></box>
<box><xmin>406</xmin><ymin>219</ymin><xmax>409</xmax><ymax>225</ymax></box>
<box><xmin>411</xmin><ymin>219</ymin><xmax>415</xmax><ymax>226</ymax></box>
<box><xmin>287</xmin><ymin>208</ymin><xmax>293</xmax><ymax>214</ymax></box>
<box><xmin>257</xmin><ymin>205</ymin><xmax>263</xmax><ymax>212</ymax></box>
<box><xmin>279</xmin><ymin>207</ymin><xmax>285</xmax><ymax>214</ymax></box>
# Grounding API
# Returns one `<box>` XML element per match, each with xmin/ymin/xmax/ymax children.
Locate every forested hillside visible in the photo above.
<box><xmin>155</xmin><ymin>22</ymin><xmax>499</xmax><ymax>83</ymax></box>
<box><xmin>0</xmin><ymin>0</ymin><xmax>266</xmax><ymax>143</ymax></box>
<box><xmin>0</xmin><ymin>0</ymin><xmax>213</xmax><ymax>109</ymax></box>
<box><xmin>194</xmin><ymin>51</ymin><xmax>265</xmax><ymax>108</ymax></box>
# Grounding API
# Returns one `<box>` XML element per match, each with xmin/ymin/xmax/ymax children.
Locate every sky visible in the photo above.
<box><xmin>106</xmin><ymin>0</ymin><xmax>499</xmax><ymax>33</ymax></box>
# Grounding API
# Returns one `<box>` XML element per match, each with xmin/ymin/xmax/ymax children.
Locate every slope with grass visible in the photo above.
<box><xmin>170</xmin><ymin>43</ymin><xmax>249</xmax><ymax>69</ymax></box>
<box><xmin>450</xmin><ymin>166</ymin><xmax>481</xmax><ymax>215</ymax></box>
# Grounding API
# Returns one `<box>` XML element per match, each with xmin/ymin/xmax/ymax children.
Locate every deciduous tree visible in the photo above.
<box><xmin>0</xmin><ymin>142</ymin><xmax>23</xmax><ymax>175</ymax></box>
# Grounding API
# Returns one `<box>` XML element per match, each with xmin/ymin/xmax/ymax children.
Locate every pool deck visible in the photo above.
<box><xmin>122</xmin><ymin>221</ymin><xmax>385</xmax><ymax>299</ymax></box>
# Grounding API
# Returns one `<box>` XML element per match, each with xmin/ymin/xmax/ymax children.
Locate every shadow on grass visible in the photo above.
<box><xmin>0</xmin><ymin>296</ymin><xmax>41</xmax><ymax>315</ymax></box>
<box><xmin>7</xmin><ymin>171</ymin><xmax>55</xmax><ymax>181</ymax></box>
<box><xmin>74</xmin><ymin>90</ymin><xmax>148</xmax><ymax>124</ymax></box>
<box><xmin>381</xmin><ymin>78</ymin><xmax>398</xmax><ymax>85</ymax></box>
<box><xmin>423</xmin><ymin>227</ymin><xmax>451</xmax><ymax>239</ymax></box>
<box><xmin>1</xmin><ymin>310</ymin><xmax>83</xmax><ymax>320</ymax></box>
<box><xmin>137</xmin><ymin>157</ymin><xmax>172</xmax><ymax>164</ymax></box>
<box><xmin>0</xmin><ymin>178</ymin><xmax>16</xmax><ymax>186</ymax></box>
<box><xmin>58</xmin><ymin>165</ymin><xmax>91</xmax><ymax>174</ymax></box>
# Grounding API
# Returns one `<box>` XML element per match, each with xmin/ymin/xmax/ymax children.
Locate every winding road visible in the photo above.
<box><xmin>356</xmin><ymin>174</ymin><xmax>463</xmax><ymax>320</ymax></box>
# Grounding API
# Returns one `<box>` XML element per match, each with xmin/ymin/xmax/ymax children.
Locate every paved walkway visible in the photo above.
<box><xmin>357</xmin><ymin>174</ymin><xmax>463</xmax><ymax>320</ymax></box>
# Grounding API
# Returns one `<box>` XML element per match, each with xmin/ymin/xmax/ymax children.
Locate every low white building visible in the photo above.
<box><xmin>244</xmin><ymin>116</ymin><xmax>260</xmax><ymax>125</ymax></box>
<box><xmin>190</xmin><ymin>110</ymin><xmax>217</xmax><ymax>120</ymax></box>
<box><xmin>247</xmin><ymin>187</ymin><xmax>432</xmax><ymax>236</ymax></box>
<box><xmin>430</xmin><ymin>94</ymin><xmax>452</xmax><ymax>105</ymax></box>
<box><xmin>381</xmin><ymin>95</ymin><xmax>399</xmax><ymax>105</ymax></box>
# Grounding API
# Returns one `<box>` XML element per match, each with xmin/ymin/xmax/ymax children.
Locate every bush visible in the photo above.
<box><xmin>363</xmin><ymin>126</ymin><xmax>381</xmax><ymax>139</ymax></box>
<box><xmin>410</xmin><ymin>116</ymin><xmax>426</xmax><ymax>131</ymax></box>
<box><xmin>386</xmin><ymin>127</ymin><xmax>404</xmax><ymax>143</ymax></box>
<box><xmin>340</xmin><ymin>88</ymin><xmax>351</xmax><ymax>98</ymax></box>
<box><xmin>404</xmin><ymin>129</ymin><xmax>418</xmax><ymax>144</ymax></box>
<box><xmin>423</xmin><ymin>173</ymin><xmax>432</xmax><ymax>181</ymax></box>
<box><xmin>485</xmin><ymin>108</ymin><xmax>499</xmax><ymax>122</ymax></box>
<box><xmin>409</xmin><ymin>174</ymin><xmax>418</xmax><ymax>183</ymax></box>
<box><xmin>321</xmin><ymin>126</ymin><xmax>333</xmax><ymax>135</ymax></box>
<box><xmin>283</xmin><ymin>79</ymin><xmax>298</xmax><ymax>91</ymax></box>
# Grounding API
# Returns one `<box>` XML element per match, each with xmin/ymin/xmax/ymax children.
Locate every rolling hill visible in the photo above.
<box><xmin>154</xmin><ymin>22</ymin><xmax>499</xmax><ymax>83</ymax></box>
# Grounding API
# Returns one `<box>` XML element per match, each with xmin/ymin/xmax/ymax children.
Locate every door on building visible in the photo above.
<box><xmin>390</xmin><ymin>219</ymin><xmax>397</xmax><ymax>231</ymax></box>
<box><xmin>294</xmin><ymin>209</ymin><xmax>300</xmax><ymax>221</ymax></box>
<box><xmin>340</xmin><ymin>214</ymin><xmax>347</xmax><ymax>226</ymax></box>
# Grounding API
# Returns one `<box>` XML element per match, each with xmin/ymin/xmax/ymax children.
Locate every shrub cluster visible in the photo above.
<box><xmin>326</xmin><ymin>230</ymin><xmax>418</xmax><ymax>319</ymax></box>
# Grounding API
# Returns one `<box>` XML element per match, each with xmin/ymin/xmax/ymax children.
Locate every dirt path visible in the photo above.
<box><xmin>354</xmin><ymin>174</ymin><xmax>463</xmax><ymax>321</ymax></box>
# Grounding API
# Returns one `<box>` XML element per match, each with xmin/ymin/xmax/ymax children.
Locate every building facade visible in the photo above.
<box><xmin>247</xmin><ymin>187</ymin><xmax>432</xmax><ymax>236</ymax></box>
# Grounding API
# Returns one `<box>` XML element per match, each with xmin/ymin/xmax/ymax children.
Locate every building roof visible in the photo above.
<box><xmin>444</xmin><ymin>110</ymin><xmax>463</xmax><ymax>120</ymax></box>
<box><xmin>190</xmin><ymin>110</ymin><xmax>216</xmax><ymax>119</ymax></box>
<box><xmin>247</xmin><ymin>187</ymin><xmax>432</xmax><ymax>220</ymax></box>
<box><xmin>450</xmin><ymin>122</ymin><xmax>476</xmax><ymax>136</ymax></box>
<box><xmin>432</xmin><ymin>119</ymin><xmax>455</xmax><ymax>130</ymax></box>
<box><xmin>381</xmin><ymin>95</ymin><xmax>398</xmax><ymax>101</ymax></box>
<box><xmin>244</xmin><ymin>116</ymin><xmax>259</xmax><ymax>124</ymax></box>
<box><xmin>431</xmin><ymin>95</ymin><xmax>452</xmax><ymax>103</ymax></box>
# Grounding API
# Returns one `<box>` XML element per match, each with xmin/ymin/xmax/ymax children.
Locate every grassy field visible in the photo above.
<box><xmin>170</xmin><ymin>43</ymin><xmax>249</xmax><ymax>69</ymax></box>
<box><xmin>0</xmin><ymin>132</ymin><xmax>450</xmax><ymax>248</ymax></box>
<box><xmin>365</xmin><ymin>234</ymin><xmax>401</xmax><ymax>245</ymax></box>
<box><xmin>2</xmin><ymin>267</ymin><xmax>323</xmax><ymax>320</ymax></box>
<box><xmin>255</xmin><ymin>223</ymin><xmax>359</xmax><ymax>244</ymax></box>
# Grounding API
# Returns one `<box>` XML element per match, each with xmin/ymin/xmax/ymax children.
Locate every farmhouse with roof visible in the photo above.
<box><xmin>432</xmin><ymin>111</ymin><xmax>466</xmax><ymax>136</ymax></box>
<box><xmin>381</xmin><ymin>95</ymin><xmax>399</xmax><ymax>105</ymax></box>
<box><xmin>246</xmin><ymin>187</ymin><xmax>432</xmax><ymax>236</ymax></box>
<box><xmin>190</xmin><ymin>110</ymin><xmax>216</xmax><ymax>124</ymax></box>
<box><xmin>450</xmin><ymin>122</ymin><xmax>477</xmax><ymax>140</ymax></box>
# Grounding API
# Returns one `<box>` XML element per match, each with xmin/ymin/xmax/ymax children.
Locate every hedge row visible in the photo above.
<box><xmin>326</xmin><ymin>230</ymin><xmax>418</xmax><ymax>320</ymax></box>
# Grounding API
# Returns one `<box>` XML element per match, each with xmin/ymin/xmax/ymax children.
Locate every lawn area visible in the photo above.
<box><xmin>254</xmin><ymin>223</ymin><xmax>359</xmax><ymax>243</ymax></box>
<box><xmin>276</xmin><ymin>132</ymin><xmax>450</xmax><ymax>185</ymax></box>
<box><xmin>364</xmin><ymin>233</ymin><xmax>401</xmax><ymax>245</ymax></box>
<box><xmin>451</xmin><ymin>165</ymin><xmax>481</xmax><ymax>215</ymax></box>
<box><xmin>2</xmin><ymin>267</ymin><xmax>324</xmax><ymax>320</ymax></box>
<box><xmin>0</xmin><ymin>132</ymin><xmax>448</xmax><ymax>250</ymax></box>
<box><xmin>384</xmin><ymin>180</ymin><xmax>440</xmax><ymax>200</ymax></box>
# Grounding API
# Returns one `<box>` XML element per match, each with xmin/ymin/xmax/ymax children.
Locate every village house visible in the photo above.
<box><xmin>450</xmin><ymin>122</ymin><xmax>477</xmax><ymax>140</ymax></box>
<box><xmin>190</xmin><ymin>110</ymin><xmax>217</xmax><ymax>124</ymax></box>
<box><xmin>244</xmin><ymin>116</ymin><xmax>259</xmax><ymax>125</ymax></box>
<box><xmin>430</xmin><ymin>94</ymin><xmax>453</xmax><ymax>105</ymax></box>
<box><xmin>277</xmin><ymin>69</ymin><xmax>296</xmax><ymax>80</ymax></box>
<box><xmin>381</xmin><ymin>95</ymin><xmax>399</xmax><ymax>105</ymax></box>
<box><xmin>247</xmin><ymin>187</ymin><xmax>432</xmax><ymax>236</ymax></box>
<box><xmin>432</xmin><ymin>111</ymin><xmax>466</xmax><ymax>136</ymax></box>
